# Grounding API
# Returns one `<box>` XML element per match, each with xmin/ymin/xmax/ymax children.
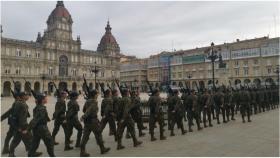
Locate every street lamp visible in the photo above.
<box><xmin>206</xmin><ymin>42</ymin><xmax>224</xmax><ymax>90</ymax></box>
<box><xmin>91</xmin><ymin>59</ymin><xmax>99</xmax><ymax>89</ymax></box>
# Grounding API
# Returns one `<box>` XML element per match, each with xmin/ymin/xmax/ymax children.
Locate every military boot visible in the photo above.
<box><xmin>181</xmin><ymin>127</ymin><xmax>187</xmax><ymax>135</ymax></box>
<box><xmin>160</xmin><ymin>132</ymin><xmax>166</xmax><ymax>140</ymax></box>
<box><xmin>64</xmin><ymin>145</ymin><xmax>74</xmax><ymax>151</ymax></box>
<box><xmin>139</xmin><ymin>130</ymin><xmax>145</xmax><ymax>137</ymax></box>
<box><xmin>80</xmin><ymin>150</ymin><xmax>90</xmax><ymax>157</ymax></box>
<box><xmin>100</xmin><ymin>146</ymin><xmax>110</xmax><ymax>154</ymax></box>
<box><xmin>242</xmin><ymin>116</ymin><xmax>246</xmax><ymax>123</ymax></box>
<box><xmin>133</xmin><ymin>138</ymin><xmax>142</xmax><ymax>147</ymax></box>
<box><xmin>117</xmin><ymin>139</ymin><xmax>125</xmax><ymax>150</ymax></box>
<box><xmin>188</xmin><ymin>126</ymin><xmax>193</xmax><ymax>132</ymax></box>
<box><xmin>209</xmin><ymin>120</ymin><xmax>213</xmax><ymax>127</ymax></box>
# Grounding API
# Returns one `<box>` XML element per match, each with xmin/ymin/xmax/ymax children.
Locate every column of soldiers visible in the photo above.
<box><xmin>1</xmin><ymin>79</ymin><xmax>279</xmax><ymax>157</ymax></box>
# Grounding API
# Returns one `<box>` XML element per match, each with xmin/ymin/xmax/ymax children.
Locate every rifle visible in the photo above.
<box><xmin>23</xmin><ymin>78</ymin><xmax>37</xmax><ymax>98</ymax></box>
<box><xmin>194</xmin><ymin>82</ymin><xmax>200</xmax><ymax>93</ymax></box>
<box><xmin>10</xmin><ymin>87</ymin><xmax>16</xmax><ymax>99</ymax></box>
<box><xmin>51</xmin><ymin>81</ymin><xmax>61</xmax><ymax>98</ymax></box>
<box><xmin>98</xmin><ymin>82</ymin><xmax>106</xmax><ymax>95</ymax></box>
<box><xmin>83</xmin><ymin>74</ymin><xmax>90</xmax><ymax>97</ymax></box>
<box><xmin>10</xmin><ymin>77</ymin><xmax>20</xmax><ymax>93</ymax></box>
<box><xmin>184</xmin><ymin>81</ymin><xmax>191</xmax><ymax>95</ymax></box>
<box><xmin>107</xmin><ymin>82</ymin><xmax>112</xmax><ymax>90</ymax></box>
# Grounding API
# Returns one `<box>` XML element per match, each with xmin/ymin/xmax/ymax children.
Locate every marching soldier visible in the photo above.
<box><xmin>116</xmin><ymin>88</ymin><xmax>142</xmax><ymax>150</ymax></box>
<box><xmin>257</xmin><ymin>88</ymin><xmax>265</xmax><ymax>113</ymax></box>
<box><xmin>202</xmin><ymin>90</ymin><xmax>213</xmax><ymax>128</ymax></box>
<box><xmin>80</xmin><ymin>90</ymin><xmax>110</xmax><ymax>156</ymax></box>
<box><xmin>187</xmin><ymin>89</ymin><xmax>203</xmax><ymax>131</ymax></box>
<box><xmin>65</xmin><ymin>91</ymin><xmax>83</xmax><ymax>150</ymax></box>
<box><xmin>28</xmin><ymin>93</ymin><xmax>55</xmax><ymax>157</ymax></box>
<box><xmin>51</xmin><ymin>91</ymin><xmax>68</xmax><ymax>145</ymax></box>
<box><xmin>239</xmin><ymin>87</ymin><xmax>252</xmax><ymax>123</ymax></box>
<box><xmin>228</xmin><ymin>89</ymin><xmax>236</xmax><ymax>121</ymax></box>
<box><xmin>9</xmin><ymin>92</ymin><xmax>42</xmax><ymax>157</ymax></box>
<box><xmin>169</xmin><ymin>89</ymin><xmax>187</xmax><ymax>136</ymax></box>
<box><xmin>148</xmin><ymin>88</ymin><xmax>166</xmax><ymax>141</ymax></box>
<box><xmin>249</xmin><ymin>88</ymin><xmax>258</xmax><ymax>115</ymax></box>
<box><xmin>130</xmin><ymin>89</ymin><xmax>146</xmax><ymax>137</ymax></box>
<box><xmin>214</xmin><ymin>88</ymin><xmax>226</xmax><ymax>124</ymax></box>
<box><xmin>167</xmin><ymin>90</ymin><xmax>174</xmax><ymax>131</ymax></box>
<box><xmin>1</xmin><ymin>92</ymin><xmax>20</xmax><ymax>155</ymax></box>
<box><xmin>100</xmin><ymin>89</ymin><xmax>117</xmax><ymax>141</ymax></box>
<box><xmin>224</xmin><ymin>89</ymin><xmax>231</xmax><ymax>122</ymax></box>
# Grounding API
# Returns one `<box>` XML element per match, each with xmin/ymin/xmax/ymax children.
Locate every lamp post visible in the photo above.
<box><xmin>206</xmin><ymin>42</ymin><xmax>223</xmax><ymax>90</ymax></box>
<box><xmin>92</xmin><ymin>59</ymin><xmax>99</xmax><ymax>89</ymax></box>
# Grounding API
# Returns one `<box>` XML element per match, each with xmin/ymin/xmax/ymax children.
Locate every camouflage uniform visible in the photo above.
<box><xmin>28</xmin><ymin>103</ymin><xmax>54</xmax><ymax>157</ymax></box>
<box><xmin>201</xmin><ymin>91</ymin><xmax>213</xmax><ymax>127</ymax></box>
<box><xmin>65</xmin><ymin>99</ymin><xmax>83</xmax><ymax>149</ymax></box>
<box><xmin>9</xmin><ymin>100</ymin><xmax>32</xmax><ymax>156</ymax></box>
<box><xmin>214</xmin><ymin>90</ymin><xmax>226</xmax><ymax>124</ymax></box>
<box><xmin>187</xmin><ymin>93</ymin><xmax>203</xmax><ymax>131</ymax></box>
<box><xmin>148</xmin><ymin>95</ymin><xmax>166</xmax><ymax>141</ymax></box>
<box><xmin>130</xmin><ymin>95</ymin><xmax>146</xmax><ymax>137</ymax></box>
<box><xmin>116</xmin><ymin>95</ymin><xmax>142</xmax><ymax>149</ymax></box>
<box><xmin>239</xmin><ymin>89</ymin><xmax>251</xmax><ymax>123</ymax></box>
<box><xmin>80</xmin><ymin>98</ymin><xmax>110</xmax><ymax>156</ymax></box>
<box><xmin>169</xmin><ymin>94</ymin><xmax>187</xmax><ymax>135</ymax></box>
<box><xmin>51</xmin><ymin>98</ymin><xmax>67</xmax><ymax>144</ymax></box>
<box><xmin>100</xmin><ymin>96</ymin><xmax>117</xmax><ymax>141</ymax></box>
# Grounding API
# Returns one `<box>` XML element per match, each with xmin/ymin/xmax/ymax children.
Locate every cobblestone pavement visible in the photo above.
<box><xmin>1</xmin><ymin>94</ymin><xmax>279</xmax><ymax>157</ymax></box>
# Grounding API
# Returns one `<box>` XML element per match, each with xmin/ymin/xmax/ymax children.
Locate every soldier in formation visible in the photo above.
<box><xmin>1</xmin><ymin>79</ymin><xmax>279</xmax><ymax>157</ymax></box>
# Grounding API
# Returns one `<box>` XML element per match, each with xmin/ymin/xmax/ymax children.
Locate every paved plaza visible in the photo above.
<box><xmin>1</xmin><ymin>94</ymin><xmax>279</xmax><ymax>157</ymax></box>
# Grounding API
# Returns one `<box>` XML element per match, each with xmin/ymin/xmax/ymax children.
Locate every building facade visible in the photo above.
<box><xmin>120</xmin><ymin>58</ymin><xmax>148</xmax><ymax>91</ymax></box>
<box><xmin>121</xmin><ymin>36</ymin><xmax>279</xmax><ymax>90</ymax></box>
<box><xmin>1</xmin><ymin>1</ymin><xmax>121</xmax><ymax>96</ymax></box>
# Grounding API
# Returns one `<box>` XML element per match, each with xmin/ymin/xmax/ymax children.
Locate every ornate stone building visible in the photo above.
<box><xmin>1</xmin><ymin>1</ymin><xmax>121</xmax><ymax>96</ymax></box>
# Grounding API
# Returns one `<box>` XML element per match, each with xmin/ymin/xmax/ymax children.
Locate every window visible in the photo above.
<box><xmin>36</xmin><ymin>51</ymin><xmax>40</xmax><ymax>58</ymax></box>
<box><xmin>267</xmin><ymin>59</ymin><xmax>271</xmax><ymax>66</ymax></box>
<box><xmin>6</xmin><ymin>48</ymin><xmax>10</xmax><ymax>55</ymax></box>
<box><xmin>27</xmin><ymin>67</ymin><xmax>30</xmax><ymax>74</ymax></box>
<box><xmin>47</xmin><ymin>52</ymin><xmax>50</xmax><ymax>60</ymax></box>
<box><xmin>48</xmin><ymin>67</ymin><xmax>53</xmax><ymax>75</ymax></box>
<box><xmin>5</xmin><ymin>68</ymin><xmax>10</xmax><ymax>74</ymax></box>
<box><xmin>16</xmin><ymin>49</ymin><xmax>21</xmax><ymax>57</ymax></box>
<box><xmin>235</xmin><ymin>69</ymin><xmax>239</xmax><ymax>76</ymax></box>
<box><xmin>72</xmin><ymin>69</ymin><xmax>77</xmax><ymax>76</ymax></box>
<box><xmin>16</xmin><ymin>67</ymin><xmax>21</xmax><ymax>75</ymax></box>
<box><xmin>244</xmin><ymin>67</ymin><xmax>249</xmax><ymax>76</ymax></box>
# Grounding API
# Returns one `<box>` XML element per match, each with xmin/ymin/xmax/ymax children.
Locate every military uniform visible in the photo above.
<box><xmin>249</xmin><ymin>89</ymin><xmax>258</xmax><ymax>114</ymax></box>
<box><xmin>80</xmin><ymin>98</ymin><xmax>110</xmax><ymax>156</ymax></box>
<box><xmin>201</xmin><ymin>91</ymin><xmax>213</xmax><ymax>127</ymax></box>
<box><xmin>257</xmin><ymin>89</ymin><xmax>265</xmax><ymax>112</ymax></box>
<box><xmin>239</xmin><ymin>89</ymin><xmax>251</xmax><ymax>123</ymax></box>
<box><xmin>28</xmin><ymin>103</ymin><xmax>54</xmax><ymax>157</ymax></box>
<box><xmin>1</xmin><ymin>105</ymin><xmax>16</xmax><ymax>154</ymax></box>
<box><xmin>65</xmin><ymin>98</ymin><xmax>83</xmax><ymax>149</ymax></box>
<box><xmin>9</xmin><ymin>100</ymin><xmax>32</xmax><ymax>157</ymax></box>
<box><xmin>148</xmin><ymin>94</ymin><xmax>166</xmax><ymax>141</ymax></box>
<box><xmin>51</xmin><ymin>98</ymin><xmax>67</xmax><ymax>145</ymax></box>
<box><xmin>187</xmin><ymin>93</ymin><xmax>203</xmax><ymax>131</ymax></box>
<box><xmin>130</xmin><ymin>95</ymin><xmax>146</xmax><ymax>137</ymax></box>
<box><xmin>224</xmin><ymin>90</ymin><xmax>232</xmax><ymax>121</ymax></box>
<box><xmin>169</xmin><ymin>94</ymin><xmax>186</xmax><ymax>136</ymax></box>
<box><xmin>100</xmin><ymin>96</ymin><xmax>117</xmax><ymax>141</ymax></box>
<box><xmin>214</xmin><ymin>90</ymin><xmax>226</xmax><ymax>124</ymax></box>
<box><xmin>116</xmin><ymin>95</ymin><xmax>142</xmax><ymax>149</ymax></box>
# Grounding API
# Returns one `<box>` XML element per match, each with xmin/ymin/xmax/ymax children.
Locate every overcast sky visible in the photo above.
<box><xmin>1</xmin><ymin>1</ymin><xmax>279</xmax><ymax>58</ymax></box>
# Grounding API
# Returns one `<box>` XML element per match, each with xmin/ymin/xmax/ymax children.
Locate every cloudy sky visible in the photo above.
<box><xmin>1</xmin><ymin>1</ymin><xmax>279</xmax><ymax>58</ymax></box>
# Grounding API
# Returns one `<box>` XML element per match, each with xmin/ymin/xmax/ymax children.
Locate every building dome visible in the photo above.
<box><xmin>47</xmin><ymin>1</ymin><xmax>72</xmax><ymax>24</ymax></box>
<box><xmin>97</xmin><ymin>21</ymin><xmax>120</xmax><ymax>54</ymax></box>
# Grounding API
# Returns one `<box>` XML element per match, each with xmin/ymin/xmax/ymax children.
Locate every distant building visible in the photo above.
<box><xmin>1</xmin><ymin>1</ymin><xmax>121</xmax><ymax>96</ymax></box>
<box><xmin>120</xmin><ymin>36</ymin><xmax>279</xmax><ymax>90</ymax></box>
